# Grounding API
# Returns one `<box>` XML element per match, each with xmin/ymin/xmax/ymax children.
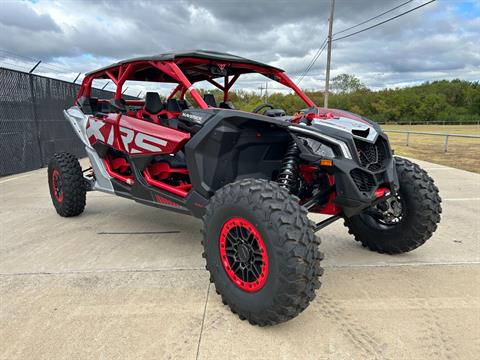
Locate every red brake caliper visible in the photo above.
<box><xmin>219</xmin><ymin>217</ymin><xmax>269</xmax><ymax>292</ymax></box>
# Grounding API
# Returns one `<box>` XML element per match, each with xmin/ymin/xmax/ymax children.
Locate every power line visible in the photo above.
<box><xmin>333</xmin><ymin>0</ymin><xmax>436</xmax><ymax>42</ymax></box>
<box><xmin>297</xmin><ymin>38</ymin><xmax>328</xmax><ymax>85</ymax></box>
<box><xmin>0</xmin><ymin>49</ymin><xmax>78</xmax><ymax>74</ymax></box>
<box><xmin>334</xmin><ymin>0</ymin><xmax>414</xmax><ymax>36</ymax></box>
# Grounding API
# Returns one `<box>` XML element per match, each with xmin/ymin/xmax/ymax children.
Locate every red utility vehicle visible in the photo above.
<box><xmin>49</xmin><ymin>50</ymin><xmax>442</xmax><ymax>326</ymax></box>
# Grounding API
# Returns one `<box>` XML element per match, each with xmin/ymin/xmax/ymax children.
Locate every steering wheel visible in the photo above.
<box><xmin>252</xmin><ymin>103</ymin><xmax>275</xmax><ymax>114</ymax></box>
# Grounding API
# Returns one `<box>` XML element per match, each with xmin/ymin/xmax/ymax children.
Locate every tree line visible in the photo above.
<box><xmin>201</xmin><ymin>75</ymin><xmax>480</xmax><ymax>124</ymax></box>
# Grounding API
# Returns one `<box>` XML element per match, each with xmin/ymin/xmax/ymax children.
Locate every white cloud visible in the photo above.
<box><xmin>0</xmin><ymin>0</ymin><xmax>478</xmax><ymax>94</ymax></box>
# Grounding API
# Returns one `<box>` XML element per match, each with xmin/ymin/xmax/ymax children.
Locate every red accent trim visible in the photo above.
<box><xmin>219</xmin><ymin>217</ymin><xmax>268</xmax><ymax>292</ymax></box>
<box><xmin>154</xmin><ymin>194</ymin><xmax>180</xmax><ymax>207</ymax></box>
<box><xmin>299</xmin><ymin>164</ymin><xmax>318</xmax><ymax>184</ymax></box>
<box><xmin>51</xmin><ymin>169</ymin><xmax>64</xmax><ymax>203</ymax></box>
<box><xmin>374</xmin><ymin>186</ymin><xmax>389</xmax><ymax>198</ymax></box>
<box><xmin>310</xmin><ymin>174</ymin><xmax>341</xmax><ymax>215</ymax></box>
<box><xmin>103</xmin><ymin>158</ymin><xmax>134</xmax><ymax>185</ymax></box>
<box><xmin>168</xmin><ymin>84</ymin><xmax>183</xmax><ymax>100</ymax></box>
<box><xmin>110</xmin><ymin>157</ymin><xmax>130</xmax><ymax>173</ymax></box>
<box><xmin>143</xmin><ymin>168</ymin><xmax>189</xmax><ymax>197</ymax></box>
<box><xmin>125</xmin><ymin>100</ymin><xmax>144</xmax><ymax>106</ymax></box>
<box><xmin>148</xmin><ymin>162</ymin><xmax>189</xmax><ymax>179</ymax></box>
<box><xmin>320</xmin><ymin>174</ymin><xmax>341</xmax><ymax>215</ymax></box>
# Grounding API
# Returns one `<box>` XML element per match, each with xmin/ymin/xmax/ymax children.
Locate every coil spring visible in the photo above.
<box><xmin>277</xmin><ymin>140</ymin><xmax>300</xmax><ymax>193</ymax></box>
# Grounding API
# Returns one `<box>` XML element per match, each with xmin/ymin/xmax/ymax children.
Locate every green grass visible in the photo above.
<box><xmin>381</xmin><ymin>125</ymin><xmax>480</xmax><ymax>173</ymax></box>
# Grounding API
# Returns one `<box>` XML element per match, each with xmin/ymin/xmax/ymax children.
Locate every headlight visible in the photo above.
<box><xmin>299</xmin><ymin>136</ymin><xmax>335</xmax><ymax>158</ymax></box>
<box><xmin>288</xmin><ymin>125</ymin><xmax>352</xmax><ymax>159</ymax></box>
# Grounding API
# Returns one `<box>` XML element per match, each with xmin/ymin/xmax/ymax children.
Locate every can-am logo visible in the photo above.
<box><xmin>182</xmin><ymin>112</ymin><xmax>203</xmax><ymax>122</ymax></box>
<box><xmin>86</xmin><ymin>118</ymin><xmax>167</xmax><ymax>154</ymax></box>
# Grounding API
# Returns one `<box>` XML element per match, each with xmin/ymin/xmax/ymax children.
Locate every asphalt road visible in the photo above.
<box><xmin>1</xmin><ymin>158</ymin><xmax>479</xmax><ymax>360</ymax></box>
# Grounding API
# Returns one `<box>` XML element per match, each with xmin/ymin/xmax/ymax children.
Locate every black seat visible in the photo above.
<box><xmin>77</xmin><ymin>96</ymin><xmax>99</xmax><ymax>114</ymax></box>
<box><xmin>144</xmin><ymin>92</ymin><xmax>163</xmax><ymax>114</ymax></box>
<box><xmin>203</xmin><ymin>93</ymin><xmax>217</xmax><ymax>107</ymax></box>
<box><xmin>178</xmin><ymin>99</ymin><xmax>191</xmax><ymax>110</ymax></box>
<box><xmin>110</xmin><ymin>98</ymin><xmax>127</xmax><ymax>114</ymax></box>
<box><xmin>219</xmin><ymin>101</ymin><xmax>235</xmax><ymax>109</ymax></box>
<box><xmin>166</xmin><ymin>99</ymin><xmax>182</xmax><ymax>113</ymax></box>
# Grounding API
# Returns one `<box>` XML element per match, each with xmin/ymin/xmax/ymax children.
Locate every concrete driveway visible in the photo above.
<box><xmin>1</xmin><ymin>158</ymin><xmax>479</xmax><ymax>359</ymax></box>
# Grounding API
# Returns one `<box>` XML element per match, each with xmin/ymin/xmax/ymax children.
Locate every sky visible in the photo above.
<box><xmin>0</xmin><ymin>0</ymin><xmax>478</xmax><ymax>97</ymax></box>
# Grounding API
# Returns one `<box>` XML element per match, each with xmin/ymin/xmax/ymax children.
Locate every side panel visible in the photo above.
<box><xmin>184</xmin><ymin>111</ymin><xmax>291</xmax><ymax>198</ymax></box>
<box><xmin>85</xmin><ymin>114</ymin><xmax>190</xmax><ymax>155</ymax></box>
<box><xmin>64</xmin><ymin>106</ymin><xmax>114</xmax><ymax>193</ymax></box>
<box><xmin>64</xmin><ymin>106</ymin><xmax>193</xmax><ymax>213</ymax></box>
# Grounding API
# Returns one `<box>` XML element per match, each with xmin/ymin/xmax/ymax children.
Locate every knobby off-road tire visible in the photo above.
<box><xmin>48</xmin><ymin>152</ymin><xmax>86</xmax><ymax>217</ymax></box>
<box><xmin>345</xmin><ymin>156</ymin><xmax>442</xmax><ymax>254</ymax></box>
<box><xmin>202</xmin><ymin>179</ymin><xmax>323</xmax><ymax>326</ymax></box>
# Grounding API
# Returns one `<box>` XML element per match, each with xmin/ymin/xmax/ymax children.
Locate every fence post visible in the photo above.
<box><xmin>28</xmin><ymin>73</ymin><xmax>45</xmax><ymax>167</ymax></box>
<box><xmin>406</xmin><ymin>132</ymin><xmax>410</xmax><ymax>146</ymax></box>
<box><xmin>444</xmin><ymin>135</ymin><xmax>449</xmax><ymax>152</ymax></box>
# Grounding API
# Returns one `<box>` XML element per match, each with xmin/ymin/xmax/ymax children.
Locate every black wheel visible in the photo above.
<box><xmin>202</xmin><ymin>178</ymin><xmax>323</xmax><ymax>326</ymax></box>
<box><xmin>48</xmin><ymin>152</ymin><xmax>86</xmax><ymax>217</ymax></box>
<box><xmin>345</xmin><ymin>156</ymin><xmax>442</xmax><ymax>254</ymax></box>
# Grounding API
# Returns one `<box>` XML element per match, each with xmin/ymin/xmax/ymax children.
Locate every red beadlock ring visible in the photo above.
<box><xmin>219</xmin><ymin>217</ymin><xmax>268</xmax><ymax>292</ymax></box>
<box><xmin>51</xmin><ymin>169</ymin><xmax>64</xmax><ymax>203</ymax></box>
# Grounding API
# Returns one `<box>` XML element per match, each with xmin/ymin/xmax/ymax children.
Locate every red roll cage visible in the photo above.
<box><xmin>77</xmin><ymin>51</ymin><xmax>316</xmax><ymax>109</ymax></box>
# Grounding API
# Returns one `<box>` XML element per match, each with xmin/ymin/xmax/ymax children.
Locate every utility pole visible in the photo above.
<box><xmin>258</xmin><ymin>84</ymin><xmax>264</xmax><ymax>98</ymax></box>
<box><xmin>324</xmin><ymin>0</ymin><xmax>335</xmax><ymax>108</ymax></box>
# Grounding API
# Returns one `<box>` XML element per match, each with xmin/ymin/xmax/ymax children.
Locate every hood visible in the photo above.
<box><xmin>308</xmin><ymin>108</ymin><xmax>379</xmax><ymax>143</ymax></box>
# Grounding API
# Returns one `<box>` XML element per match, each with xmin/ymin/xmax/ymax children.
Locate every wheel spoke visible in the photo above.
<box><xmin>226</xmin><ymin>233</ymin><xmax>238</xmax><ymax>245</ymax></box>
<box><xmin>233</xmin><ymin>226</ymin><xmax>241</xmax><ymax>241</ymax></box>
<box><xmin>240</xmin><ymin>227</ymin><xmax>250</xmax><ymax>241</ymax></box>
<box><xmin>250</xmin><ymin>264</ymin><xmax>260</xmax><ymax>278</ymax></box>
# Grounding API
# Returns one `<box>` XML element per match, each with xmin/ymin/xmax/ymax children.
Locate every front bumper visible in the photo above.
<box><xmin>332</xmin><ymin>156</ymin><xmax>398</xmax><ymax>217</ymax></box>
<box><xmin>290</xmin><ymin>126</ymin><xmax>399</xmax><ymax>218</ymax></box>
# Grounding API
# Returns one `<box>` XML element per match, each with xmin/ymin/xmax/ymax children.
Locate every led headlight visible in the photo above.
<box><xmin>299</xmin><ymin>136</ymin><xmax>335</xmax><ymax>158</ymax></box>
<box><xmin>288</xmin><ymin>125</ymin><xmax>352</xmax><ymax>159</ymax></box>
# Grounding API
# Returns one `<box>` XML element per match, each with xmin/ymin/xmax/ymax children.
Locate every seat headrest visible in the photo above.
<box><xmin>203</xmin><ymin>93</ymin><xmax>217</xmax><ymax>107</ymax></box>
<box><xmin>144</xmin><ymin>92</ymin><xmax>163</xmax><ymax>114</ymax></box>
<box><xmin>167</xmin><ymin>99</ymin><xmax>181</xmax><ymax>113</ymax></box>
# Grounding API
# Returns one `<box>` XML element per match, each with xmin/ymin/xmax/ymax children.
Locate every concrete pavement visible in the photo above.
<box><xmin>1</xmin><ymin>159</ymin><xmax>479</xmax><ymax>359</ymax></box>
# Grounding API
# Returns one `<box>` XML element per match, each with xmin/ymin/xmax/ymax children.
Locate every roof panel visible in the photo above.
<box><xmin>85</xmin><ymin>49</ymin><xmax>283</xmax><ymax>77</ymax></box>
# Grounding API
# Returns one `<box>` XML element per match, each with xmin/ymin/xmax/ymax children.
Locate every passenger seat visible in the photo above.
<box><xmin>203</xmin><ymin>93</ymin><xmax>217</xmax><ymax>107</ymax></box>
<box><xmin>143</xmin><ymin>92</ymin><xmax>164</xmax><ymax>121</ymax></box>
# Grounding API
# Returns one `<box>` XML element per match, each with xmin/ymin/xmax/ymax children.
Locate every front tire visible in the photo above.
<box><xmin>202</xmin><ymin>179</ymin><xmax>323</xmax><ymax>326</ymax></box>
<box><xmin>48</xmin><ymin>152</ymin><xmax>86</xmax><ymax>217</ymax></box>
<box><xmin>345</xmin><ymin>157</ymin><xmax>442</xmax><ymax>254</ymax></box>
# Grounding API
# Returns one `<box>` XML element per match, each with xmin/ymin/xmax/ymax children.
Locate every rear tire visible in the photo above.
<box><xmin>345</xmin><ymin>157</ymin><xmax>442</xmax><ymax>254</ymax></box>
<box><xmin>202</xmin><ymin>179</ymin><xmax>323</xmax><ymax>326</ymax></box>
<box><xmin>48</xmin><ymin>152</ymin><xmax>86</xmax><ymax>217</ymax></box>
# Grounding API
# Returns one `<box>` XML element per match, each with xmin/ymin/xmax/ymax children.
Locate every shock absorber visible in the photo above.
<box><xmin>277</xmin><ymin>140</ymin><xmax>300</xmax><ymax>193</ymax></box>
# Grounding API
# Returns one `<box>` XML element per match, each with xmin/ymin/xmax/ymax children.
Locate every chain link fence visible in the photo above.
<box><xmin>0</xmin><ymin>67</ymin><xmax>135</xmax><ymax>176</ymax></box>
